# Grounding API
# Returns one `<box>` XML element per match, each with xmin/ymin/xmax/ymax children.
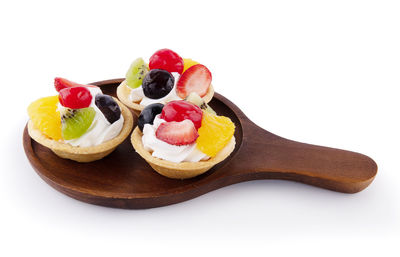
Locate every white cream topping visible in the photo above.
<box><xmin>60</xmin><ymin>87</ymin><xmax>124</xmax><ymax>147</ymax></box>
<box><xmin>129</xmin><ymin>86</ymin><xmax>145</xmax><ymax>102</ymax></box>
<box><xmin>128</xmin><ymin>72</ymin><xmax>182</xmax><ymax>106</ymax></box>
<box><xmin>142</xmin><ymin>115</ymin><xmax>209</xmax><ymax>163</ymax></box>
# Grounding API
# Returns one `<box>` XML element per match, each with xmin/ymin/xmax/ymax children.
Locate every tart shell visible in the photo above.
<box><xmin>117</xmin><ymin>79</ymin><xmax>214</xmax><ymax>115</ymax></box>
<box><xmin>28</xmin><ymin>99</ymin><xmax>134</xmax><ymax>162</ymax></box>
<box><xmin>130</xmin><ymin>127</ymin><xmax>235</xmax><ymax>179</ymax></box>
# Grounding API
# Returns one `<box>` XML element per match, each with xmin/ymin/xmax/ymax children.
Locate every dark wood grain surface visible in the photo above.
<box><xmin>23</xmin><ymin>79</ymin><xmax>378</xmax><ymax>209</ymax></box>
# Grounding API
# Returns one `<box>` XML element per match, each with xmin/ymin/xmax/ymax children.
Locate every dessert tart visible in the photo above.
<box><xmin>117</xmin><ymin>49</ymin><xmax>214</xmax><ymax>115</ymax></box>
<box><xmin>130</xmin><ymin>96</ymin><xmax>235</xmax><ymax>179</ymax></box>
<box><xmin>27</xmin><ymin>78</ymin><xmax>133</xmax><ymax>162</ymax></box>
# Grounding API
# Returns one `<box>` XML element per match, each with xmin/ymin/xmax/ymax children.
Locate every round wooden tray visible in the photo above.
<box><xmin>23</xmin><ymin>79</ymin><xmax>378</xmax><ymax>209</ymax></box>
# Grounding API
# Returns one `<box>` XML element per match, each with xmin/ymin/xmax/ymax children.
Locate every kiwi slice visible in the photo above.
<box><xmin>185</xmin><ymin>92</ymin><xmax>216</xmax><ymax>115</ymax></box>
<box><xmin>61</xmin><ymin>107</ymin><xmax>96</xmax><ymax>140</ymax></box>
<box><xmin>126</xmin><ymin>58</ymin><xmax>149</xmax><ymax>89</ymax></box>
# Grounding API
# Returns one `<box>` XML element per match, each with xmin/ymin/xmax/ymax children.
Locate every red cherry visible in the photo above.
<box><xmin>59</xmin><ymin>86</ymin><xmax>92</xmax><ymax>109</ymax></box>
<box><xmin>160</xmin><ymin>100</ymin><xmax>203</xmax><ymax>129</ymax></box>
<box><xmin>149</xmin><ymin>49</ymin><xmax>184</xmax><ymax>74</ymax></box>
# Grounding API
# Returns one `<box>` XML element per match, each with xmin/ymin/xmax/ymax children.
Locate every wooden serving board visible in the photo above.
<box><xmin>23</xmin><ymin>79</ymin><xmax>377</xmax><ymax>209</ymax></box>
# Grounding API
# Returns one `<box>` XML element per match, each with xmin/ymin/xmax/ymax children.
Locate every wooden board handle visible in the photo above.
<box><xmin>225</xmin><ymin>122</ymin><xmax>377</xmax><ymax>193</ymax></box>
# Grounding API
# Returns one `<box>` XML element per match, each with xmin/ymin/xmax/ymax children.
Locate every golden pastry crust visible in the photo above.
<box><xmin>117</xmin><ymin>79</ymin><xmax>214</xmax><ymax>115</ymax></box>
<box><xmin>130</xmin><ymin>127</ymin><xmax>235</xmax><ymax>179</ymax></box>
<box><xmin>28</xmin><ymin>99</ymin><xmax>134</xmax><ymax>162</ymax></box>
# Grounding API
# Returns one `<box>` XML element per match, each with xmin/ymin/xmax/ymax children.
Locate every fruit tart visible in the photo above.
<box><xmin>130</xmin><ymin>94</ymin><xmax>235</xmax><ymax>179</ymax></box>
<box><xmin>117</xmin><ymin>49</ymin><xmax>214</xmax><ymax>114</ymax></box>
<box><xmin>27</xmin><ymin>78</ymin><xmax>133</xmax><ymax>162</ymax></box>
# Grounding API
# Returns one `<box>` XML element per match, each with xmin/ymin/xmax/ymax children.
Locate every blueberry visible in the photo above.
<box><xmin>142</xmin><ymin>69</ymin><xmax>174</xmax><ymax>99</ymax></box>
<box><xmin>138</xmin><ymin>103</ymin><xmax>164</xmax><ymax>131</ymax></box>
<box><xmin>95</xmin><ymin>95</ymin><xmax>121</xmax><ymax>124</ymax></box>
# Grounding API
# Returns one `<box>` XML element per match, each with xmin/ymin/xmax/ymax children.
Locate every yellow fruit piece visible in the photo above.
<box><xmin>27</xmin><ymin>96</ymin><xmax>62</xmax><ymax>140</ymax></box>
<box><xmin>183</xmin><ymin>58</ymin><xmax>199</xmax><ymax>73</ymax></box>
<box><xmin>196</xmin><ymin>112</ymin><xmax>235</xmax><ymax>157</ymax></box>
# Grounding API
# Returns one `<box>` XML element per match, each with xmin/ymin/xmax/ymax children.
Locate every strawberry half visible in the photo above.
<box><xmin>54</xmin><ymin>77</ymin><xmax>98</xmax><ymax>92</ymax></box>
<box><xmin>176</xmin><ymin>64</ymin><xmax>212</xmax><ymax>98</ymax></box>
<box><xmin>155</xmin><ymin>120</ymin><xmax>199</xmax><ymax>146</ymax></box>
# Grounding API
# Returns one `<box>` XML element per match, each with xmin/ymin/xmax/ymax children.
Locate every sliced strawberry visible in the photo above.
<box><xmin>54</xmin><ymin>77</ymin><xmax>98</xmax><ymax>92</ymax></box>
<box><xmin>176</xmin><ymin>64</ymin><xmax>212</xmax><ymax>98</ymax></box>
<box><xmin>156</xmin><ymin>120</ymin><xmax>199</xmax><ymax>146</ymax></box>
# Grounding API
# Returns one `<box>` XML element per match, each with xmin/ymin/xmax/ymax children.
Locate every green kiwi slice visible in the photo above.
<box><xmin>126</xmin><ymin>58</ymin><xmax>149</xmax><ymax>89</ymax></box>
<box><xmin>185</xmin><ymin>92</ymin><xmax>216</xmax><ymax>115</ymax></box>
<box><xmin>61</xmin><ymin>107</ymin><xmax>96</xmax><ymax>140</ymax></box>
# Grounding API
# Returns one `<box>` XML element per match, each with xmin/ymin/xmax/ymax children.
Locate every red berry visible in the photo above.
<box><xmin>160</xmin><ymin>100</ymin><xmax>203</xmax><ymax>129</ymax></box>
<box><xmin>176</xmin><ymin>64</ymin><xmax>211</xmax><ymax>98</ymax></box>
<box><xmin>59</xmin><ymin>86</ymin><xmax>92</xmax><ymax>109</ymax></box>
<box><xmin>149</xmin><ymin>49</ymin><xmax>184</xmax><ymax>74</ymax></box>
<box><xmin>54</xmin><ymin>77</ymin><xmax>98</xmax><ymax>92</ymax></box>
<box><xmin>156</xmin><ymin>120</ymin><xmax>199</xmax><ymax>146</ymax></box>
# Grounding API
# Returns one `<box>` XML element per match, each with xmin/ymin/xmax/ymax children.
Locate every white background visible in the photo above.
<box><xmin>1</xmin><ymin>0</ymin><xmax>399</xmax><ymax>256</ymax></box>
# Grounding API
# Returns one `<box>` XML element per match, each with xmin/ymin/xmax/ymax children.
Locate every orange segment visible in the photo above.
<box><xmin>196</xmin><ymin>112</ymin><xmax>235</xmax><ymax>157</ymax></box>
<box><xmin>27</xmin><ymin>96</ymin><xmax>62</xmax><ymax>140</ymax></box>
<box><xmin>183</xmin><ymin>58</ymin><xmax>199</xmax><ymax>73</ymax></box>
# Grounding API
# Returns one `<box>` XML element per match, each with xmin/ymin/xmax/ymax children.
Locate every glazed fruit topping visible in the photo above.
<box><xmin>55</xmin><ymin>77</ymin><xmax>98</xmax><ymax>92</ymax></box>
<box><xmin>95</xmin><ymin>95</ymin><xmax>121</xmax><ymax>124</ymax></box>
<box><xmin>196</xmin><ymin>112</ymin><xmax>235</xmax><ymax>157</ymax></box>
<box><xmin>149</xmin><ymin>49</ymin><xmax>184</xmax><ymax>74</ymax></box>
<box><xmin>156</xmin><ymin>120</ymin><xmax>199</xmax><ymax>146</ymax></box>
<box><xmin>61</xmin><ymin>107</ymin><xmax>96</xmax><ymax>140</ymax></box>
<box><xmin>59</xmin><ymin>86</ymin><xmax>92</xmax><ymax>109</ymax></box>
<box><xmin>142</xmin><ymin>69</ymin><xmax>174</xmax><ymax>99</ymax></box>
<box><xmin>160</xmin><ymin>100</ymin><xmax>203</xmax><ymax>129</ymax></box>
<box><xmin>27</xmin><ymin>96</ymin><xmax>62</xmax><ymax>140</ymax></box>
<box><xmin>126</xmin><ymin>58</ymin><xmax>149</xmax><ymax>89</ymax></box>
<box><xmin>138</xmin><ymin>103</ymin><xmax>164</xmax><ymax>132</ymax></box>
<box><xmin>176</xmin><ymin>64</ymin><xmax>211</xmax><ymax>99</ymax></box>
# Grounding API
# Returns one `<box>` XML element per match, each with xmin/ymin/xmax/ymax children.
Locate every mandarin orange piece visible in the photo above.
<box><xmin>196</xmin><ymin>112</ymin><xmax>235</xmax><ymax>157</ymax></box>
<box><xmin>27</xmin><ymin>96</ymin><xmax>62</xmax><ymax>140</ymax></box>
